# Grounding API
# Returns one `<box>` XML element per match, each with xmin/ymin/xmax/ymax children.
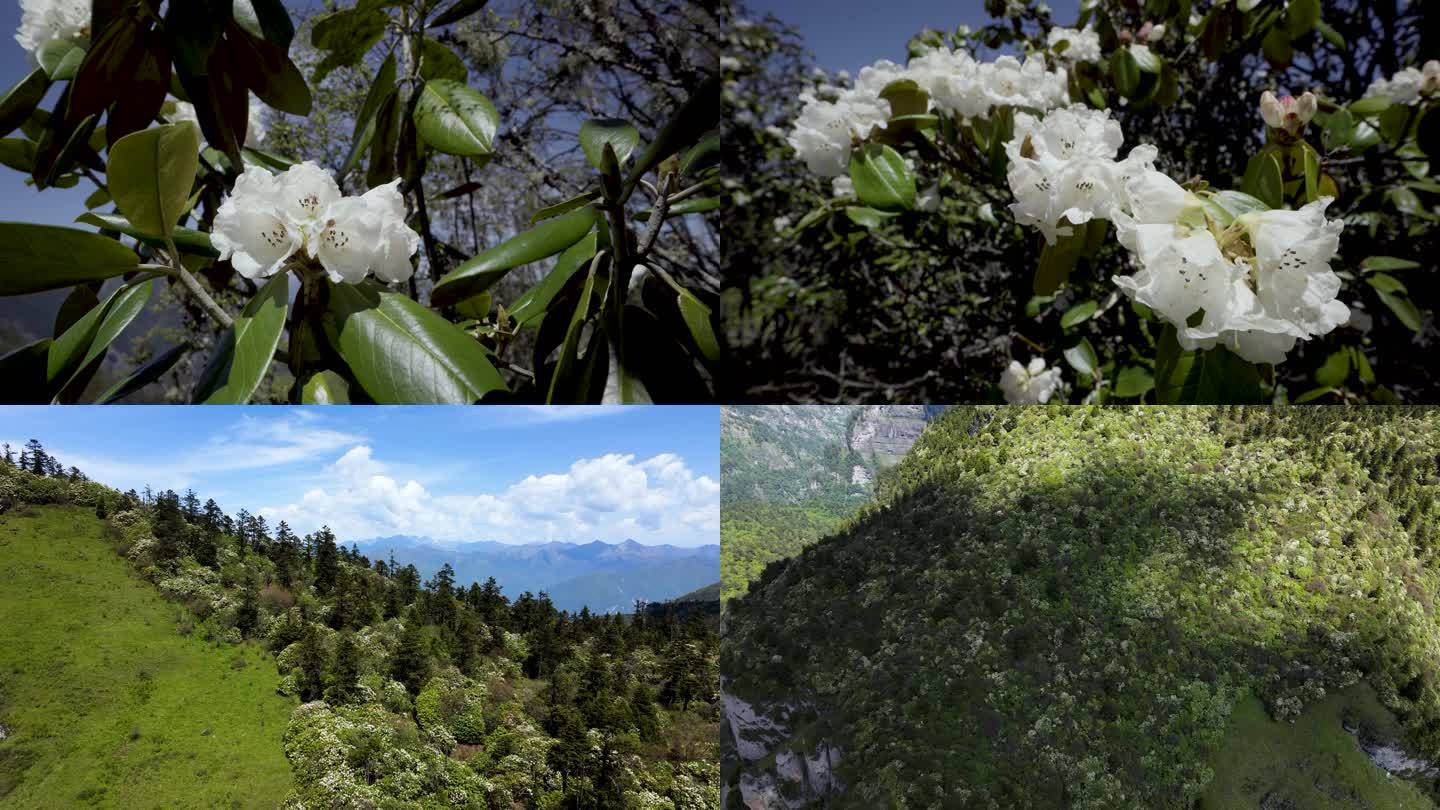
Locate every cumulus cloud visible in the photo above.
<box><xmin>262</xmin><ymin>446</ymin><xmax>719</xmax><ymax>547</ymax></box>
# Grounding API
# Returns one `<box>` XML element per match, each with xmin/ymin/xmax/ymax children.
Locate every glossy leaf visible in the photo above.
<box><xmin>107</xmin><ymin>122</ymin><xmax>200</xmax><ymax>240</ymax></box>
<box><xmin>0</xmin><ymin>138</ymin><xmax>35</xmax><ymax>172</ymax></box>
<box><xmin>546</xmin><ymin>266</ymin><xmax>602</xmax><ymax>404</ymax></box>
<box><xmin>849</xmin><ymin>143</ymin><xmax>915</xmax><ymax>212</ymax></box>
<box><xmin>193</xmin><ymin>273</ymin><xmax>289</xmax><ymax>404</ymax></box>
<box><xmin>418</xmin><ymin>38</ymin><xmax>467</xmax><ymax>82</ymax></box>
<box><xmin>676</xmin><ymin>288</ymin><xmax>720</xmax><ymax>364</ymax></box>
<box><xmin>1367</xmin><ymin>273</ymin><xmax>1422</xmax><ymax>332</ymax></box>
<box><xmin>1314</xmin><ymin>349</ymin><xmax>1351</xmax><ymax>387</ymax></box>
<box><xmin>432</xmin><ymin>205</ymin><xmax>599</xmax><ymax>307</ymax></box>
<box><xmin>1113</xmin><ymin>365</ymin><xmax>1154</xmax><ymax>399</ymax></box>
<box><xmin>844</xmin><ymin>206</ymin><xmax>901</xmax><ymax>229</ymax></box>
<box><xmin>52</xmin><ymin>280</ymin><xmax>153</xmax><ymax>398</ymax></box>
<box><xmin>1110</xmin><ymin>48</ymin><xmax>1140</xmax><ymax>97</ymax></box>
<box><xmin>0</xmin><ymin>68</ymin><xmax>49</xmax><ymax>138</ymax></box>
<box><xmin>680</xmin><ymin>132</ymin><xmax>720</xmax><ymax>177</ymax></box>
<box><xmin>38</xmin><ymin>39</ymin><xmax>85</xmax><ymax>80</ymax></box>
<box><xmin>1361</xmin><ymin>256</ymin><xmax>1420</xmax><ymax>272</ymax></box>
<box><xmin>530</xmin><ymin>190</ymin><xmax>600</xmax><ymax>224</ymax></box>
<box><xmin>94</xmin><ymin>342</ymin><xmax>188</xmax><ymax>404</ymax></box>
<box><xmin>1063</xmin><ymin>338</ymin><xmax>1098</xmax><ymax>377</ymax></box>
<box><xmin>1060</xmin><ymin>299</ymin><xmax>1098</xmax><ymax>329</ymax></box>
<box><xmin>75</xmin><ymin>212</ymin><xmax>218</xmax><ymax>258</ymax></box>
<box><xmin>510</xmin><ymin>233</ymin><xmax>598</xmax><ymax>328</ymax></box>
<box><xmin>327</xmin><ymin>283</ymin><xmax>506</xmax><ymax>404</ymax></box>
<box><xmin>301</xmin><ymin>370</ymin><xmax>351</xmax><ymax>404</ymax></box>
<box><xmin>1154</xmin><ymin>325</ymin><xmax>1265</xmax><ymax>404</ymax></box>
<box><xmin>0</xmin><ymin>223</ymin><xmax>139</xmax><ymax>296</ymax></box>
<box><xmin>414</xmin><ymin>79</ymin><xmax>499</xmax><ymax>157</ymax></box>
<box><xmin>311</xmin><ymin>8</ymin><xmax>387</xmax><ymax>82</ymax></box>
<box><xmin>580</xmin><ymin>118</ymin><xmax>640</xmax><ymax>169</ymax></box>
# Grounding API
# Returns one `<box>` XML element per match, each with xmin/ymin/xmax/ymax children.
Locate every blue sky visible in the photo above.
<box><xmin>749</xmin><ymin>0</ymin><xmax>1082</xmax><ymax>76</ymax></box>
<box><xmin>0</xmin><ymin>405</ymin><xmax>720</xmax><ymax>547</ymax></box>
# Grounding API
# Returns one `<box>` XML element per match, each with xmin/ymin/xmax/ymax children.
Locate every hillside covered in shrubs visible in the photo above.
<box><xmin>722</xmin><ymin>406</ymin><xmax>1440</xmax><ymax>809</ymax></box>
<box><xmin>0</xmin><ymin>442</ymin><xmax>718</xmax><ymax>809</ymax></box>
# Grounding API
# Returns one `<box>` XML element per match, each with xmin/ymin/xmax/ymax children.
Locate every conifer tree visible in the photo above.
<box><xmin>235</xmin><ymin>586</ymin><xmax>260</xmax><ymax>639</ymax></box>
<box><xmin>296</xmin><ymin>624</ymin><xmax>326</xmax><ymax>702</ymax></box>
<box><xmin>314</xmin><ymin>526</ymin><xmax>339</xmax><ymax>595</ymax></box>
<box><xmin>392</xmin><ymin>614</ymin><xmax>430</xmax><ymax>695</ymax></box>
<box><xmin>328</xmin><ymin>632</ymin><xmax>362</xmax><ymax>705</ymax></box>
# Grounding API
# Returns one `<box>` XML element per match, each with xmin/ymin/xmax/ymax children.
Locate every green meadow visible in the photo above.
<box><xmin>0</xmin><ymin>507</ymin><xmax>294</xmax><ymax>808</ymax></box>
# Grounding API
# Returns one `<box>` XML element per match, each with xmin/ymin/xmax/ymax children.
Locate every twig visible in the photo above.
<box><xmin>165</xmin><ymin>236</ymin><xmax>234</xmax><ymax>329</ymax></box>
<box><xmin>637</xmin><ymin>174</ymin><xmax>673</xmax><ymax>257</ymax></box>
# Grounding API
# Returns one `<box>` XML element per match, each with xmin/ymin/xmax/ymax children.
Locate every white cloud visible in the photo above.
<box><xmin>261</xmin><ymin>446</ymin><xmax>719</xmax><ymax>547</ymax></box>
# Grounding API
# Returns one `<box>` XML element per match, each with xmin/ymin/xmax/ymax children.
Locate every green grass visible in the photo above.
<box><xmin>1200</xmin><ymin>684</ymin><xmax>1435</xmax><ymax>810</ymax></box>
<box><xmin>0</xmin><ymin>507</ymin><xmax>295</xmax><ymax>809</ymax></box>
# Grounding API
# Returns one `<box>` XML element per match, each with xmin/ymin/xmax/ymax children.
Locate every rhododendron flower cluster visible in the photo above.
<box><xmin>1005</xmin><ymin>105</ymin><xmax>1157</xmax><ymax>244</ymax></box>
<box><xmin>1259</xmin><ymin>91</ymin><xmax>1317</xmax><ymax>136</ymax></box>
<box><xmin>211</xmin><ymin>162</ymin><xmax>421</xmax><ymax>284</ymax></box>
<box><xmin>788</xmin><ymin>50</ymin><xmax>1068</xmax><ymax>177</ymax></box>
<box><xmin>14</xmin><ymin>0</ymin><xmax>89</xmax><ymax>60</ymax></box>
<box><xmin>1000</xmin><ymin>357</ymin><xmax>1065</xmax><ymax>403</ymax></box>
<box><xmin>1111</xmin><ymin>169</ymin><xmax>1348</xmax><ymax>363</ymax></box>
<box><xmin>1365</xmin><ymin>60</ymin><xmax>1440</xmax><ymax>105</ymax></box>
<box><xmin>1047</xmin><ymin>26</ymin><xmax>1101</xmax><ymax>63</ymax></box>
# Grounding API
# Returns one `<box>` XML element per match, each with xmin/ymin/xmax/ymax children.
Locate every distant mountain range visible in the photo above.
<box><xmin>352</xmin><ymin>535</ymin><xmax>720</xmax><ymax>614</ymax></box>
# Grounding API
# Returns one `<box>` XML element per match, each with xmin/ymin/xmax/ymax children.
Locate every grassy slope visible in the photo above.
<box><xmin>0</xmin><ymin>507</ymin><xmax>294</xmax><ymax>809</ymax></box>
<box><xmin>1201</xmin><ymin>685</ymin><xmax>1433</xmax><ymax>809</ymax></box>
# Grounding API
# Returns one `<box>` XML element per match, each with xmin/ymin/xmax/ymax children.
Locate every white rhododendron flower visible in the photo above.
<box><xmin>788</xmin><ymin>50</ymin><xmax>1068</xmax><ymax>177</ymax></box>
<box><xmin>171</xmin><ymin>98</ymin><xmax>270</xmax><ymax>148</ymax></box>
<box><xmin>15</xmin><ymin>0</ymin><xmax>89</xmax><ymax>62</ymax></box>
<box><xmin>831</xmin><ymin>176</ymin><xmax>854</xmax><ymax>198</ymax></box>
<box><xmin>1005</xmin><ymin>105</ymin><xmax>1157</xmax><ymax>243</ymax></box>
<box><xmin>212</xmin><ymin>162</ymin><xmax>420</xmax><ymax>284</ymax></box>
<box><xmin>916</xmin><ymin>184</ymin><xmax>941</xmax><ymax>212</ymax></box>
<box><xmin>1047</xmin><ymin>26</ymin><xmax>1101</xmax><ymax>63</ymax></box>
<box><xmin>212</xmin><ymin>167</ymin><xmax>303</xmax><ymax>280</ymax></box>
<box><xmin>1365</xmin><ymin>61</ymin><xmax>1438</xmax><ymax>105</ymax></box>
<box><xmin>1111</xmin><ymin>169</ymin><xmax>1348</xmax><ymax>364</ymax></box>
<box><xmin>1000</xmin><ymin>357</ymin><xmax>1064</xmax><ymax>403</ymax></box>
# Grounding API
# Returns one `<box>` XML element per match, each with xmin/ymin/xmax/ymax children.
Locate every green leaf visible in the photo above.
<box><xmin>1386</xmin><ymin>186</ymin><xmax>1421</xmax><ymax>215</ymax></box>
<box><xmin>1301</xmin><ymin>142</ymin><xmax>1319</xmax><ymax>202</ymax></box>
<box><xmin>1360</xmin><ymin>256</ymin><xmax>1420</xmax><ymax>273</ymax></box>
<box><xmin>1367</xmin><ymin>273</ymin><xmax>1423</xmax><ymax>332</ymax></box>
<box><xmin>1035</xmin><ymin>233</ymin><xmax>1081</xmax><ymax>295</ymax></box>
<box><xmin>107</xmin><ymin>122</ymin><xmax>200</xmax><ymax>239</ymax></box>
<box><xmin>1060</xmin><ymin>299</ymin><xmax>1098</xmax><ymax>329</ymax></box>
<box><xmin>429</xmin><ymin>0</ymin><xmax>491</xmax><ymax>28</ymax></box>
<box><xmin>1201</xmin><ymin>189</ymin><xmax>1270</xmax><ymax>228</ymax></box>
<box><xmin>1321</xmin><ymin>108</ymin><xmax>1354</xmax><ymax>151</ymax></box>
<box><xmin>0</xmin><ymin>137</ymin><xmax>36</xmax><ymax>172</ymax></box>
<box><xmin>1110</xmin><ymin>47</ymin><xmax>1140</xmax><ymax>97</ymax></box>
<box><xmin>75</xmin><ymin>212</ymin><xmax>218</xmax><ymax>258</ymax></box>
<box><xmin>38</xmin><ymin>39</ymin><xmax>85</xmax><ymax>81</ymax></box>
<box><xmin>580</xmin><ymin>118</ymin><xmax>640</xmax><ymax>169</ymax></box>
<box><xmin>413</xmin><ymin>79</ymin><xmax>499</xmax><ymax>157</ymax></box>
<box><xmin>1063</xmin><ymin>338</ymin><xmax>1098</xmax><ymax>377</ymax></box>
<box><xmin>849</xmin><ymin>143</ymin><xmax>915</xmax><ymax>212</ymax></box>
<box><xmin>1378</xmin><ymin>103</ymin><xmax>1410</xmax><ymax>144</ymax></box>
<box><xmin>230</xmin><ymin>25</ymin><xmax>312</xmax><ymax>116</ymax></box>
<box><xmin>1293</xmin><ymin>385</ymin><xmax>1336</xmax><ymax>404</ymax></box>
<box><xmin>1154</xmin><ymin>325</ymin><xmax>1264</xmax><ymax>404</ymax></box>
<box><xmin>310</xmin><ymin>8</ymin><xmax>387</xmax><ymax>82</ymax></box>
<box><xmin>546</xmin><ymin>276</ymin><xmax>597</xmax><ymax>404</ymax></box>
<box><xmin>676</xmin><ymin>287</ymin><xmax>719</xmax><ymax>365</ymax></box>
<box><xmin>530</xmin><ymin>190</ymin><xmax>601</xmax><ymax>224</ymax></box>
<box><xmin>0</xmin><ymin>223</ymin><xmax>140</xmax><ymax>296</ymax></box>
<box><xmin>680</xmin><ymin>132</ymin><xmax>720</xmax><ymax>177</ymax></box>
<box><xmin>1129</xmin><ymin>44</ymin><xmax>1161</xmax><ymax>74</ymax></box>
<box><xmin>1314</xmin><ymin>19</ymin><xmax>1344</xmax><ymax>49</ymax></box>
<box><xmin>1313</xmin><ymin>348</ymin><xmax>1350</xmax><ymax>387</ymax></box>
<box><xmin>1261</xmin><ymin>25</ymin><xmax>1292</xmax><ymax>68</ymax></box>
<box><xmin>193</xmin><ymin>273</ymin><xmax>289</xmax><ymax>404</ymax></box>
<box><xmin>634</xmin><ymin>196</ymin><xmax>720</xmax><ymax>221</ymax></box>
<box><xmin>301</xmin><ymin>370</ymin><xmax>350</xmax><ymax>404</ymax></box>
<box><xmin>1113</xmin><ymin>365</ymin><xmax>1154</xmax><ymax>398</ymax></box>
<box><xmin>0</xmin><ymin>68</ymin><xmax>49</xmax><ymax>138</ymax></box>
<box><xmin>878</xmin><ymin>78</ymin><xmax>929</xmax><ymax>118</ymax></box>
<box><xmin>94</xmin><ymin>342</ymin><xmax>188</xmax><ymax>404</ymax></box>
<box><xmin>418</xmin><ymin>38</ymin><xmax>467</xmax><ymax>82</ymax></box>
<box><xmin>603</xmin><ymin>341</ymin><xmax>652</xmax><ymax>404</ymax></box>
<box><xmin>844</xmin><ymin>206</ymin><xmax>901</xmax><ymax>229</ymax></box>
<box><xmin>52</xmin><ymin>280</ymin><xmax>153</xmax><ymax>399</ymax></box>
<box><xmin>338</xmin><ymin>51</ymin><xmax>396</xmax><ymax>181</ymax></box>
<box><xmin>1347</xmin><ymin>96</ymin><xmax>1392</xmax><ymax>117</ymax></box>
<box><xmin>432</xmin><ymin>205</ymin><xmax>599</xmax><ymax>307</ymax></box>
<box><xmin>509</xmin><ymin>233</ymin><xmax>597</xmax><ymax>328</ymax></box>
<box><xmin>1352</xmin><ymin>345</ymin><xmax>1375</xmax><ymax>384</ymax></box>
<box><xmin>326</xmin><ymin>283</ymin><xmax>506</xmax><ymax>403</ymax></box>
<box><xmin>623</xmin><ymin>76</ymin><xmax>719</xmax><ymax>199</ymax></box>
<box><xmin>1286</xmin><ymin>0</ymin><xmax>1319</xmax><ymax>37</ymax></box>
<box><xmin>1240</xmin><ymin>151</ymin><xmax>1284</xmax><ymax>209</ymax></box>
<box><xmin>247</xmin><ymin>0</ymin><xmax>297</xmax><ymax>48</ymax></box>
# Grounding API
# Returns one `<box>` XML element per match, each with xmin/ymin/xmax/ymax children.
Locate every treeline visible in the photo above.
<box><xmin>0</xmin><ymin>444</ymin><xmax>719</xmax><ymax>809</ymax></box>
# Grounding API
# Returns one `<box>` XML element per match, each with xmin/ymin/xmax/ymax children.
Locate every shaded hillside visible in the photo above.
<box><xmin>0</xmin><ymin>507</ymin><xmax>294</xmax><ymax>807</ymax></box>
<box><xmin>720</xmin><ymin>405</ymin><xmax>946</xmax><ymax>600</ymax></box>
<box><xmin>722</xmin><ymin>406</ymin><xmax>1440</xmax><ymax>809</ymax></box>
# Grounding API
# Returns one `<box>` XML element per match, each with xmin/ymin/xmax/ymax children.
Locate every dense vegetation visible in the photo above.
<box><xmin>723</xmin><ymin>406</ymin><xmax>1440</xmax><ymax>809</ymax></box>
<box><xmin>718</xmin><ymin>406</ymin><xmax>871</xmax><ymax>601</ymax></box>
<box><xmin>0</xmin><ymin>507</ymin><xmax>294</xmax><ymax>807</ymax></box>
<box><xmin>0</xmin><ymin>442</ymin><xmax>719</xmax><ymax>808</ymax></box>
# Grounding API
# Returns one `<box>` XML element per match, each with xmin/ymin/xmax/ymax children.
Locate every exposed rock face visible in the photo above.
<box><xmin>721</xmin><ymin>686</ymin><xmax>844</xmax><ymax>809</ymax></box>
<box><xmin>848</xmin><ymin>405</ymin><xmax>937</xmax><ymax>467</ymax></box>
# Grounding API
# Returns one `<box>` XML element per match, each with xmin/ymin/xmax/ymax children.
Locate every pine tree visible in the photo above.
<box><xmin>235</xmin><ymin>586</ymin><xmax>260</xmax><ymax>639</ymax></box>
<box><xmin>1</xmin><ymin>443</ymin><xmax>12</xmax><ymax>466</ymax></box>
<box><xmin>235</xmin><ymin>508</ymin><xmax>252</xmax><ymax>553</ymax></box>
<box><xmin>296</xmin><ymin>624</ymin><xmax>326</xmax><ymax>702</ymax></box>
<box><xmin>327</xmin><ymin>632</ymin><xmax>362</xmax><ymax>705</ymax></box>
<box><xmin>24</xmin><ymin>439</ymin><xmax>45</xmax><ymax>475</ymax></box>
<box><xmin>392</xmin><ymin>615</ymin><xmax>430</xmax><ymax>695</ymax></box>
<box><xmin>630</xmin><ymin>683</ymin><xmax>661</xmax><ymax>739</ymax></box>
<box><xmin>547</xmin><ymin>704</ymin><xmax>590</xmax><ymax>795</ymax></box>
<box><xmin>314</xmin><ymin>526</ymin><xmax>339</xmax><ymax>595</ymax></box>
